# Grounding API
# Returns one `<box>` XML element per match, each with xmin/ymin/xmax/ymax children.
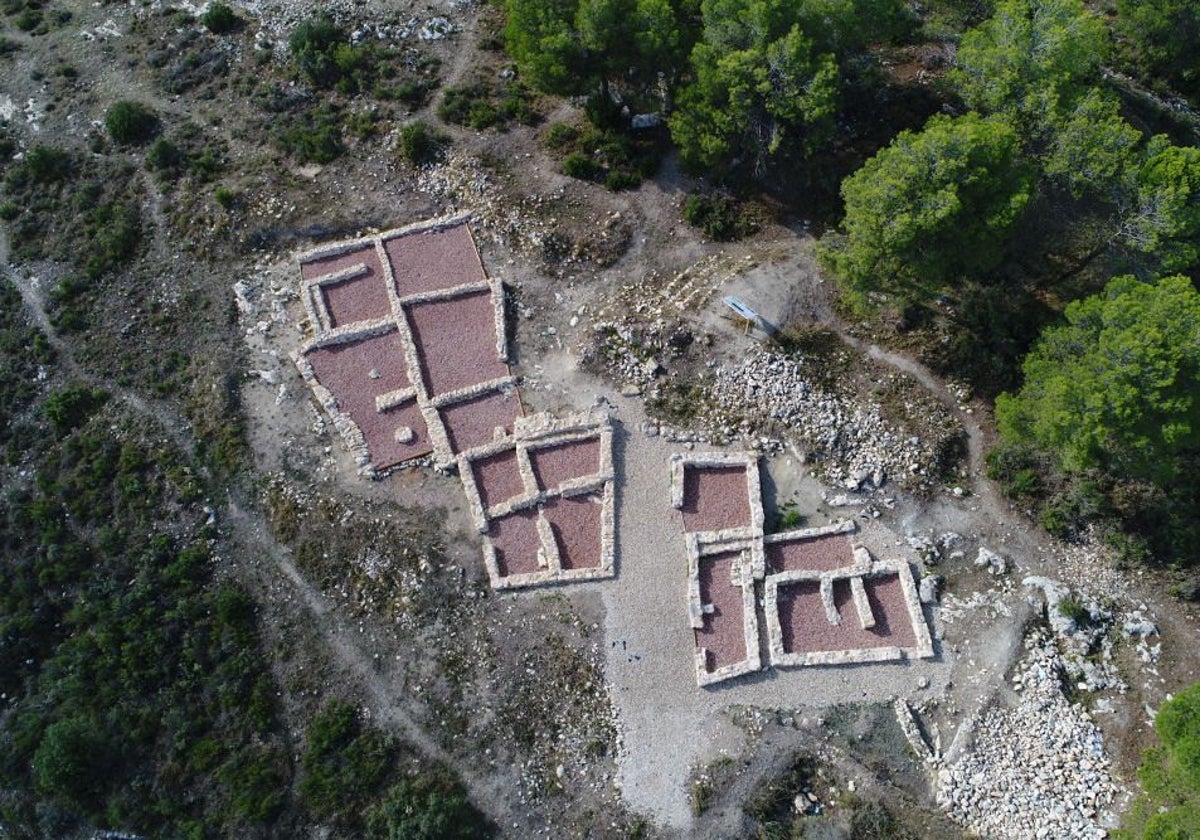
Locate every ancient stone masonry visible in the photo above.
<box><xmin>459</xmin><ymin>410</ymin><xmax>616</xmax><ymax>589</ymax></box>
<box><xmin>292</xmin><ymin>213</ymin><xmax>515</xmax><ymax>475</ymax></box>
<box><xmin>671</xmin><ymin>452</ymin><xmax>933</xmax><ymax>686</ymax></box>
<box><xmin>292</xmin><ymin>215</ymin><xmax>615</xmax><ymax>590</ymax></box>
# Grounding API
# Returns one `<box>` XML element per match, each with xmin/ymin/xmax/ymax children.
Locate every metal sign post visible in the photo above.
<box><xmin>722</xmin><ymin>295</ymin><xmax>759</xmax><ymax>335</ymax></box>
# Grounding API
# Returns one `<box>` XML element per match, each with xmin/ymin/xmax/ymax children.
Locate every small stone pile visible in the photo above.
<box><xmin>937</xmin><ymin>629</ymin><xmax>1119</xmax><ymax>839</ymax></box>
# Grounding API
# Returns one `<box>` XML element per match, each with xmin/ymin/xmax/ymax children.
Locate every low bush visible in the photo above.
<box><xmin>399</xmin><ymin>121</ymin><xmax>448</xmax><ymax>166</ymax></box>
<box><xmin>437</xmin><ymin>80</ymin><xmax>537</xmax><ymax>130</ymax></box>
<box><xmin>145</xmin><ymin>137</ymin><xmax>187</xmax><ymax>180</ymax></box>
<box><xmin>545</xmin><ymin>121</ymin><xmax>664</xmax><ymax>191</ymax></box>
<box><xmin>105</xmin><ymin>101</ymin><xmax>161</xmax><ymax>146</ymax></box>
<box><xmin>682</xmin><ymin>193</ymin><xmax>759</xmax><ymax>241</ymax></box>
<box><xmin>199</xmin><ymin>1</ymin><xmax>241</xmax><ymax>34</ymax></box>
<box><xmin>277</xmin><ymin>105</ymin><xmax>344</xmax><ymax>163</ymax></box>
<box><xmin>364</xmin><ymin>771</ymin><xmax>491</xmax><ymax>839</ymax></box>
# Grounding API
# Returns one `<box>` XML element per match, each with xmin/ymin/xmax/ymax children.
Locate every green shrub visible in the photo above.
<box><xmin>289</xmin><ymin>16</ymin><xmax>380</xmax><ymax>93</ymax></box>
<box><xmin>438</xmin><ymin>81</ymin><xmax>536</xmax><ymax>130</ymax></box>
<box><xmin>399</xmin><ymin>121</ymin><xmax>447</xmax><ymax>166</ymax></box>
<box><xmin>42</xmin><ymin>385</ymin><xmax>108</xmax><ymax>436</ymax></box>
<box><xmin>604</xmin><ymin>169</ymin><xmax>642</xmax><ymax>191</ymax></box>
<box><xmin>104</xmin><ymin>101</ymin><xmax>161</xmax><ymax>146</ymax></box>
<box><xmin>214</xmin><ymin>186</ymin><xmax>237</xmax><ymax>208</ymax></box>
<box><xmin>682</xmin><ymin>193</ymin><xmax>759</xmax><ymax>241</ymax></box>
<box><xmin>365</xmin><ymin>772</ymin><xmax>490</xmax><ymax>839</ymax></box>
<box><xmin>543</xmin><ymin>122</ymin><xmax>581</xmax><ymax>151</ymax></box>
<box><xmin>278</xmin><ymin>106</ymin><xmax>344</xmax><ymax>163</ymax></box>
<box><xmin>33</xmin><ymin>716</ymin><xmax>110</xmax><ymax>805</ymax></box>
<box><xmin>23</xmin><ymin>145</ymin><xmax>72</xmax><ymax>184</ymax></box>
<box><xmin>145</xmin><ymin>137</ymin><xmax>186</xmax><ymax>180</ymax></box>
<box><xmin>301</xmin><ymin>701</ymin><xmax>396</xmax><ymax>823</ymax></box>
<box><xmin>562</xmin><ymin>152</ymin><xmax>601</xmax><ymax>180</ymax></box>
<box><xmin>199</xmin><ymin>2</ymin><xmax>241</xmax><ymax>34</ymax></box>
<box><xmin>1056</xmin><ymin>595</ymin><xmax>1090</xmax><ymax>626</ymax></box>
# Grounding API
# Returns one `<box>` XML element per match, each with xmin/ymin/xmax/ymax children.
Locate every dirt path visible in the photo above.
<box><xmin>4</xmin><ymin>251</ymin><xmax>206</xmax><ymax>468</ymax></box>
<box><xmin>2</xmin><ymin>231</ymin><xmax>520</xmax><ymax>833</ymax></box>
<box><xmin>221</xmin><ymin>498</ymin><xmax>520</xmax><ymax>831</ymax></box>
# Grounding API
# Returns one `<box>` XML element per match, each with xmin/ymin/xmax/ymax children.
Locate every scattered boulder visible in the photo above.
<box><xmin>974</xmin><ymin>547</ymin><xmax>1007</xmax><ymax>576</ymax></box>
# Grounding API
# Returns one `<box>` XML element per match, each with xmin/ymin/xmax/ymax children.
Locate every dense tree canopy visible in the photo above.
<box><xmin>1122</xmin><ymin>681</ymin><xmax>1200</xmax><ymax>838</ymax></box>
<box><xmin>669</xmin><ymin>17</ymin><xmax>839</xmax><ymax>175</ymax></box>
<box><xmin>1117</xmin><ymin>0</ymin><xmax>1200</xmax><ymax>100</ymax></box>
<box><xmin>668</xmin><ymin>0</ymin><xmax>909</xmax><ymax>177</ymax></box>
<box><xmin>820</xmin><ymin>112</ymin><xmax>1033</xmax><ymax>306</ymax></box>
<box><xmin>1122</xmin><ymin>140</ymin><xmax>1200</xmax><ymax>275</ymax></box>
<box><xmin>996</xmin><ymin>274</ymin><xmax>1200</xmax><ymax>484</ymax></box>
<box><xmin>504</xmin><ymin>0</ymin><xmax>685</xmax><ymax>100</ymax></box>
<box><xmin>1042</xmin><ymin>88</ymin><xmax>1141</xmax><ymax>200</ymax></box>
<box><xmin>954</xmin><ymin>0</ymin><xmax>1107</xmax><ymax>140</ymax></box>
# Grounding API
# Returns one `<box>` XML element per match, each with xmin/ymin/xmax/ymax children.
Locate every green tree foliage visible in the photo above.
<box><xmin>365</xmin><ymin>772</ymin><xmax>490</xmax><ymax>839</ymax></box>
<box><xmin>20</xmin><ymin>144</ymin><xmax>71</xmax><ymax>184</ymax></box>
<box><xmin>0</xmin><ymin>416</ymin><xmax>289</xmax><ymax>835</ymax></box>
<box><xmin>301</xmin><ymin>701</ymin><xmax>396</xmax><ymax>823</ymax></box>
<box><xmin>289</xmin><ymin>15</ymin><xmax>345</xmax><ymax>87</ymax></box>
<box><xmin>31</xmin><ymin>716</ymin><xmax>111</xmax><ymax>805</ymax></box>
<box><xmin>199</xmin><ymin>1</ymin><xmax>242</xmax><ymax>34</ymax></box>
<box><xmin>288</xmin><ymin>15</ymin><xmax>383</xmax><ymax>95</ymax></box>
<box><xmin>1122</xmin><ymin>139</ymin><xmax>1200</xmax><ymax>275</ymax></box>
<box><xmin>504</xmin><ymin>0</ymin><xmax>584</xmax><ymax>95</ymax></box>
<box><xmin>41</xmin><ymin>385</ymin><xmax>108</xmax><ymax>436</ymax></box>
<box><xmin>1121</xmin><ymin>681</ymin><xmax>1200</xmax><ymax>838</ymax></box>
<box><xmin>504</xmin><ymin>0</ymin><xmax>682</xmax><ymax>100</ymax></box>
<box><xmin>399</xmin><ymin>121</ymin><xmax>448</xmax><ymax>166</ymax></box>
<box><xmin>1117</xmin><ymin>0</ymin><xmax>1200</xmax><ymax>100</ymax></box>
<box><xmin>1043</xmin><ymin>88</ymin><xmax>1141</xmax><ymax>200</ymax></box>
<box><xmin>995</xmin><ymin>274</ymin><xmax>1200</xmax><ymax>484</ymax></box>
<box><xmin>820</xmin><ymin>112</ymin><xmax>1033</xmax><ymax>307</ymax></box>
<box><xmin>668</xmin><ymin>0</ymin><xmax>911</xmax><ymax>177</ymax></box>
<box><xmin>104</xmin><ymin>101</ymin><xmax>161</xmax><ymax>146</ymax></box>
<box><xmin>669</xmin><ymin>7</ymin><xmax>839</xmax><ymax>176</ymax></box>
<box><xmin>953</xmin><ymin>0</ymin><xmax>1107</xmax><ymax>138</ymax></box>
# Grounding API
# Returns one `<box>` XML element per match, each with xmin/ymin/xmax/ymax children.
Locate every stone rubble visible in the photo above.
<box><xmin>937</xmin><ymin>629</ymin><xmax>1119</xmax><ymax>839</ymax></box>
<box><xmin>615</xmin><ymin>349</ymin><xmax>949</xmax><ymax>489</ymax></box>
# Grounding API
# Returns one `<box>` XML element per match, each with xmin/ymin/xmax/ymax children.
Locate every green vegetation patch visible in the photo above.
<box><xmin>543</xmin><ymin>120</ymin><xmax>665</xmax><ymax>191</ymax></box>
<box><xmin>0</xmin><ymin>408</ymin><xmax>288</xmax><ymax>836</ymax></box>
<box><xmin>1121</xmin><ymin>681</ymin><xmax>1200</xmax><ymax>837</ymax></box>
<box><xmin>438</xmin><ymin>78</ymin><xmax>539</xmax><ymax>131</ymax></box>
<box><xmin>682</xmin><ymin>192</ymin><xmax>759</xmax><ymax>241</ymax></box>
<box><xmin>104</xmin><ymin>100</ymin><xmax>161</xmax><ymax>146</ymax></box>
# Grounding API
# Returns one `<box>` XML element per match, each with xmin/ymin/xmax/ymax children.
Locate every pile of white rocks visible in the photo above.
<box><xmin>701</xmin><ymin>350</ymin><xmax>942</xmax><ymax>489</ymax></box>
<box><xmin>937</xmin><ymin>629</ymin><xmax>1120</xmax><ymax>839</ymax></box>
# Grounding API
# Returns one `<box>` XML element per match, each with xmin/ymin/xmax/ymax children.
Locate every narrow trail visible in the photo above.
<box><xmin>222</xmin><ymin>499</ymin><xmax>518</xmax><ymax>831</ymax></box>
<box><xmin>2</xmin><ymin>236</ymin><xmax>517</xmax><ymax>832</ymax></box>
<box><xmin>4</xmin><ymin>256</ymin><xmax>203</xmax><ymax>466</ymax></box>
<box><xmin>820</xmin><ymin>318</ymin><xmax>1023</xmax><ymax>537</ymax></box>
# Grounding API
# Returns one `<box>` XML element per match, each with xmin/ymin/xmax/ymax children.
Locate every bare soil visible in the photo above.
<box><xmin>6</xmin><ymin>1</ymin><xmax>1200</xmax><ymax>837</ymax></box>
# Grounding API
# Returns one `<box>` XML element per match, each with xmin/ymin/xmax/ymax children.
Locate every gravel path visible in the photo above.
<box><xmin>600</xmin><ymin>394</ymin><xmax>954</xmax><ymax>833</ymax></box>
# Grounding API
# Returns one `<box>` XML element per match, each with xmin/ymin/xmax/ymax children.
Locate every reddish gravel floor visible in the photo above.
<box><xmin>544</xmin><ymin>495</ymin><xmax>603</xmax><ymax>570</ymax></box>
<box><xmin>680</xmin><ymin>466</ymin><xmax>753</xmax><ymax>533</ymax></box>
<box><xmin>305</xmin><ymin>333</ymin><xmax>431</xmax><ymax>467</ymax></box>
<box><xmin>383</xmin><ymin>223</ymin><xmax>487</xmax><ymax>297</ymax></box>
<box><xmin>301</xmin><ymin>244</ymin><xmax>391</xmax><ymax>328</ymax></box>
<box><xmin>406</xmin><ymin>290</ymin><xmax>509</xmax><ymax>396</ymax></box>
<box><xmin>439</xmin><ymin>389</ymin><xmax>522</xmax><ymax>454</ymax></box>
<box><xmin>777</xmin><ymin>573</ymin><xmax>917</xmax><ymax>654</ymax></box>
<box><xmin>529</xmin><ymin>439</ymin><xmax>601</xmax><ymax>492</ymax></box>
<box><xmin>471</xmin><ymin>448</ymin><xmax>527</xmax><ymax>510</ymax></box>
<box><xmin>488</xmin><ymin>507</ymin><xmax>544</xmax><ymax>578</ymax></box>
<box><xmin>695</xmin><ymin>551</ymin><xmax>749</xmax><ymax>672</ymax></box>
<box><xmin>767</xmin><ymin>533</ymin><xmax>855</xmax><ymax>573</ymax></box>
